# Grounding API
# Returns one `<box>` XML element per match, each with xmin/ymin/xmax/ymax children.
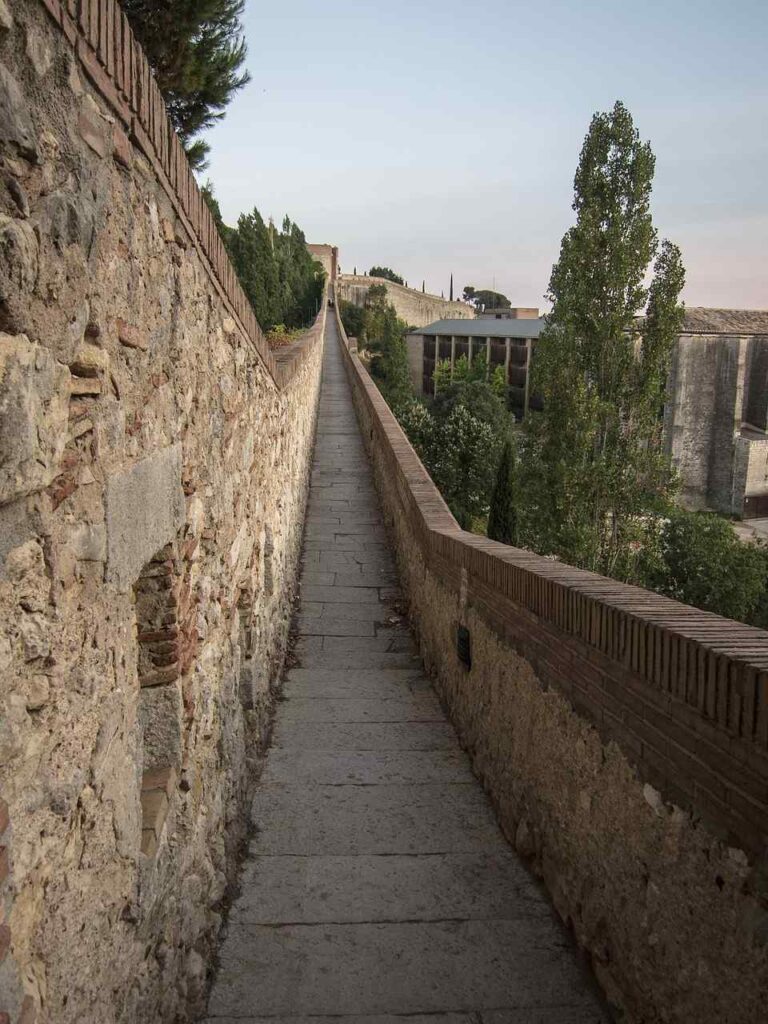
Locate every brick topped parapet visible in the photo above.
<box><xmin>333</xmin><ymin>302</ymin><xmax>768</xmax><ymax>859</ymax></box>
<box><xmin>35</xmin><ymin>0</ymin><xmax>317</xmax><ymax>387</ymax></box>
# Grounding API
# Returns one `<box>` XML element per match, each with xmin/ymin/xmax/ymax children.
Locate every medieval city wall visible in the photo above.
<box><xmin>0</xmin><ymin>2</ymin><xmax>323</xmax><ymax>1022</ymax></box>
<box><xmin>335</xmin><ymin>307</ymin><xmax>768</xmax><ymax>1024</ymax></box>
<box><xmin>336</xmin><ymin>274</ymin><xmax>474</xmax><ymax>328</ymax></box>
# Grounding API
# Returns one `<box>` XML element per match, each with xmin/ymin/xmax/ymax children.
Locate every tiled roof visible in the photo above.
<box><xmin>682</xmin><ymin>307</ymin><xmax>768</xmax><ymax>334</ymax></box>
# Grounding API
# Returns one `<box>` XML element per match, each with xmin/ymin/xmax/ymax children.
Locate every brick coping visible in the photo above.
<box><xmin>36</xmin><ymin>0</ymin><xmax>323</xmax><ymax>388</ymax></box>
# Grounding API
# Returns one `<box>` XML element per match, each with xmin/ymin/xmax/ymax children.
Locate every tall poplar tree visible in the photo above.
<box><xmin>518</xmin><ymin>101</ymin><xmax>685</xmax><ymax>580</ymax></box>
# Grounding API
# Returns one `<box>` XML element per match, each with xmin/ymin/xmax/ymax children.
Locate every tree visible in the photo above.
<box><xmin>339</xmin><ymin>300</ymin><xmax>366</xmax><ymax>341</ymax></box>
<box><xmin>648</xmin><ymin>510</ymin><xmax>768</xmax><ymax>627</ymax></box>
<box><xmin>517</xmin><ymin>101</ymin><xmax>685</xmax><ymax>580</ymax></box>
<box><xmin>449</xmin><ymin>273</ymin><xmax>454</xmax><ymax>301</ymax></box>
<box><xmin>462</xmin><ymin>286</ymin><xmax>511</xmax><ymax>310</ymax></box>
<box><xmin>201</xmin><ymin>181</ymin><xmax>234</xmax><ymax>252</ymax></box>
<box><xmin>363</xmin><ymin>288</ymin><xmax>412</xmax><ymax>408</ymax></box>
<box><xmin>273</xmin><ymin>216</ymin><xmax>325</xmax><ymax>327</ymax></box>
<box><xmin>426</xmin><ymin>405</ymin><xmax>503</xmax><ymax>530</ymax></box>
<box><xmin>122</xmin><ymin>0</ymin><xmax>250</xmax><ymax>171</ymax></box>
<box><xmin>487</xmin><ymin>438</ymin><xmax>518</xmax><ymax>545</ymax></box>
<box><xmin>229</xmin><ymin>207</ymin><xmax>279</xmax><ymax>329</ymax></box>
<box><xmin>369</xmin><ymin>266</ymin><xmax>404</xmax><ymax>285</ymax></box>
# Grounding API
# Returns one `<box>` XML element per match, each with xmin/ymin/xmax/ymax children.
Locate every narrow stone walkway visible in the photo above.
<box><xmin>204</xmin><ymin>316</ymin><xmax>610</xmax><ymax>1023</ymax></box>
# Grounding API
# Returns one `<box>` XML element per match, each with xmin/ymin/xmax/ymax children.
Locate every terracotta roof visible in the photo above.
<box><xmin>681</xmin><ymin>307</ymin><xmax>768</xmax><ymax>334</ymax></box>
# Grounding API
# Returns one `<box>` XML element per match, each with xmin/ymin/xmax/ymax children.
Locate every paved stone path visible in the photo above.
<box><xmin>204</xmin><ymin>316</ymin><xmax>611</xmax><ymax>1023</ymax></box>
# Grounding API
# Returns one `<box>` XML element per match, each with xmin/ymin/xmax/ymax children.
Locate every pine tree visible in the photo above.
<box><xmin>518</xmin><ymin>101</ymin><xmax>685</xmax><ymax>580</ymax></box>
<box><xmin>487</xmin><ymin>438</ymin><xmax>517</xmax><ymax>545</ymax></box>
<box><xmin>449</xmin><ymin>274</ymin><xmax>454</xmax><ymax>301</ymax></box>
<box><xmin>122</xmin><ymin>0</ymin><xmax>251</xmax><ymax>171</ymax></box>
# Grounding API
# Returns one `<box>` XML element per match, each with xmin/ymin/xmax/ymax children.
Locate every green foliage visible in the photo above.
<box><xmin>407</xmin><ymin>374</ymin><xmax>510</xmax><ymax>529</ymax></box>
<box><xmin>339</xmin><ymin>300</ymin><xmax>366</xmax><ymax>341</ymax></box>
<box><xmin>202</xmin><ymin>187</ymin><xmax>324</xmax><ymax>331</ymax></box>
<box><xmin>122</xmin><ymin>0</ymin><xmax>250</xmax><ymax>171</ymax></box>
<box><xmin>202</xmin><ymin>181</ymin><xmax>234</xmax><ymax>250</ymax></box>
<box><xmin>647</xmin><ymin>510</ymin><xmax>768</xmax><ymax>628</ymax></box>
<box><xmin>431</xmin><ymin>377</ymin><xmax>509</xmax><ymax>438</ymax></box>
<box><xmin>433</xmin><ymin>356</ymin><xmax>508</xmax><ymax>402</ymax></box>
<box><xmin>273</xmin><ymin>216</ymin><xmax>326</xmax><ymax>328</ymax></box>
<box><xmin>425</xmin><ymin>405</ymin><xmax>504</xmax><ymax>530</ymax></box>
<box><xmin>361</xmin><ymin>288</ymin><xmax>412</xmax><ymax>409</ymax></box>
<box><xmin>487</xmin><ymin>438</ymin><xmax>517</xmax><ymax>545</ymax></box>
<box><xmin>463</xmin><ymin>286</ymin><xmax>511</xmax><ymax>310</ymax></box>
<box><xmin>368</xmin><ymin>266</ymin><xmax>404</xmax><ymax>285</ymax></box>
<box><xmin>515</xmin><ymin>100</ymin><xmax>685</xmax><ymax>582</ymax></box>
<box><xmin>229</xmin><ymin>207</ymin><xmax>280</xmax><ymax>328</ymax></box>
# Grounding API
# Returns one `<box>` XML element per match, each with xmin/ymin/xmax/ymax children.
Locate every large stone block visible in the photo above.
<box><xmin>139</xmin><ymin>681</ymin><xmax>183</xmax><ymax>773</ymax></box>
<box><xmin>0</xmin><ymin>333</ymin><xmax>69</xmax><ymax>504</ymax></box>
<box><xmin>0</xmin><ymin>63</ymin><xmax>37</xmax><ymax>160</ymax></box>
<box><xmin>105</xmin><ymin>444</ymin><xmax>185</xmax><ymax>592</ymax></box>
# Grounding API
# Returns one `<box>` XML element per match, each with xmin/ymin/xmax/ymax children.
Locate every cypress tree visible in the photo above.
<box><xmin>487</xmin><ymin>438</ymin><xmax>517</xmax><ymax>545</ymax></box>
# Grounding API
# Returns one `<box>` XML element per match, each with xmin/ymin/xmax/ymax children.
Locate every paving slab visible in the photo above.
<box><xmin>279</xmin><ymin>696</ymin><xmax>443</xmax><ymax>723</ymax></box>
<box><xmin>282</xmin><ymin>668</ymin><xmax>433</xmax><ymax>699</ymax></box>
<box><xmin>204</xmin><ymin>312</ymin><xmax>611</xmax><ymax>1023</ymax></box>
<box><xmin>272</xmin><ymin>717</ymin><xmax>461</xmax><ymax>753</ymax></box>
<box><xmin>261</xmin><ymin>748</ymin><xmax>473</xmax><ymax>785</ymax></box>
<box><xmin>209</xmin><ymin>920</ymin><xmax>604</xmax><ymax>1018</ymax></box>
<box><xmin>231</xmin><ymin>852</ymin><xmax>545</xmax><ymax>924</ymax></box>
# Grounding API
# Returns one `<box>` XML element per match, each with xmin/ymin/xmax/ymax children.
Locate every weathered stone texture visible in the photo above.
<box><xmin>665</xmin><ymin>330</ymin><xmax>768</xmax><ymax>513</ymax></box>
<box><xmin>105</xmin><ymin>444</ymin><xmax>185</xmax><ymax>592</ymax></box>
<box><xmin>336</xmin><ymin>310</ymin><xmax>768</xmax><ymax>1024</ymax></box>
<box><xmin>0</xmin><ymin>3</ymin><xmax>323</xmax><ymax>1023</ymax></box>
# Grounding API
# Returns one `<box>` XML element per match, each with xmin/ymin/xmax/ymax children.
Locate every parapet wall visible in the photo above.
<box><xmin>334</xmin><ymin>308</ymin><xmax>768</xmax><ymax>1023</ymax></box>
<box><xmin>337</xmin><ymin>274</ymin><xmax>474</xmax><ymax>328</ymax></box>
<box><xmin>0</xmin><ymin>2</ymin><xmax>323</xmax><ymax>1023</ymax></box>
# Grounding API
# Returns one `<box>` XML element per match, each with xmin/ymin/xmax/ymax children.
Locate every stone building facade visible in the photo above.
<box><xmin>0</xmin><ymin>2</ymin><xmax>323</xmax><ymax>1022</ymax></box>
<box><xmin>664</xmin><ymin>307</ymin><xmax>768</xmax><ymax>516</ymax></box>
<box><xmin>306</xmin><ymin>243</ymin><xmax>338</xmax><ymax>283</ymax></box>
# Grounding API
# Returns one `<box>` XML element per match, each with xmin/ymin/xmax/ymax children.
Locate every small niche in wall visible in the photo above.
<box><xmin>263</xmin><ymin>526</ymin><xmax>274</xmax><ymax>597</ymax></box>
<box><xmin>237</xmin><ymin>589</ymin><xmax>256</xmax><ymax>709</ymax></box>
<box><xmin>133</xmin><ymin>543</ymin><xmax>183</xmax><ymax>857</ymax></box>
<box><xmin>457</xmin><ymin>625</ymin><xmax>472</xmax><ymax>669</ymax></box>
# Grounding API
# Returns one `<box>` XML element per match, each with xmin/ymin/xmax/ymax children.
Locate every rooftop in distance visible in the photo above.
<box><xmin>408</xmin><ymin>318</ymin><xmax>544</xmax><ymax>339</ymax></box>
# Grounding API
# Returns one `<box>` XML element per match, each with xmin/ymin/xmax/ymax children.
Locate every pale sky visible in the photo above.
<box><xmin>205</xmin><ymin>0</ymin><xmax>768</xmax><ymax>310</ymax></box>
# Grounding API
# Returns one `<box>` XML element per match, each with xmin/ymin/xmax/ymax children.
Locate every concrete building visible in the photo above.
<box><xmin>664</xmin><ymin>307</ymin><xmax>768</xmax><ymax>517</ymax></box>
<box><xmin>406</xmin><ymin>317</ymin><xmax>544</xmax><ymax>420</ymax></box>
<box><xmin>476</xmin><ymin>306</ymin><xmax>540</xmax><ymax>320</ymax></box>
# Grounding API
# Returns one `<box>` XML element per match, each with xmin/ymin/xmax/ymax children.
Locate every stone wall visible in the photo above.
<box><xmin>335</xmin><ymin>309</ymin><xmax>768</xmax><ymax>1023</ymax></box>
<box><xmin>336</xmin><ymin>275</ymin><xmax>474</xmax><ymax>328</ymax></box>
<box><xmin>0</xmin><ymin>3</ymin><xmax>323</xmax><ymax>1023</ymax></box>
<box><xmin>665</xmin><ymin>331</ymin><xmax>768</xmax><ymax>514</ymax></box>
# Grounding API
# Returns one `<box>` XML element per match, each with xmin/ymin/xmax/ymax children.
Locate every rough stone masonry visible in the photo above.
<box><xmin>0</xmin><ymin>2</ymin><xmax>323</xmax><ymax>1021</ymax></box>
